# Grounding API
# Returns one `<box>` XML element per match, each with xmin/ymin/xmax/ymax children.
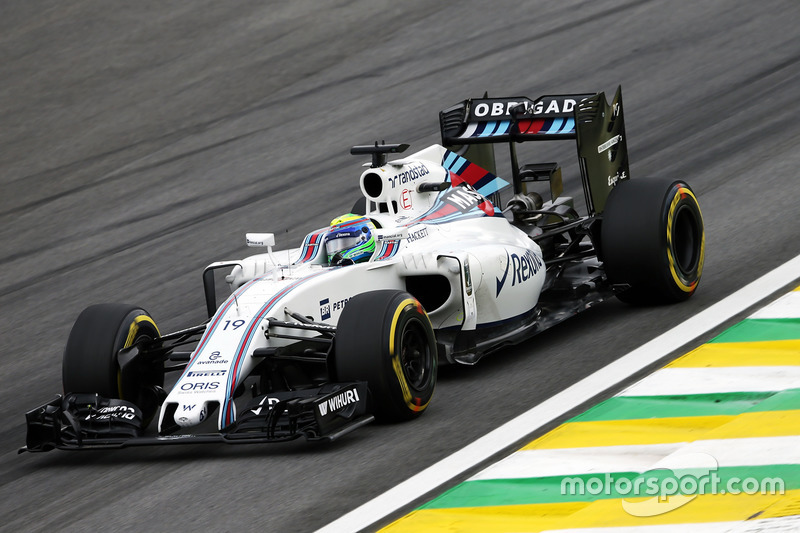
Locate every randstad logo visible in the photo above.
<box><xmin>560</xmin><ymin>452</ymin><xmax>785</xmax><ymax>517</ymax></box>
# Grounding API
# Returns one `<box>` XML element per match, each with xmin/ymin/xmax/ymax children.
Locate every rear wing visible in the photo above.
<box><xmin>440</xmin><ymin>86</ymin><xmax>629</xmax><ymax>214</ymax></box>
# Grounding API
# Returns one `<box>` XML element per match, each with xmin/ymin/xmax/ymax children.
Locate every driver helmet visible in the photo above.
<box><xmin>326</xmin><ymin>214</ymin><xmax>376</xmax><ymax>265</ymax></box>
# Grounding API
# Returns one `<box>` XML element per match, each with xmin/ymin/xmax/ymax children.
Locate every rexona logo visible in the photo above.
<box><xmin>496</xmin><ymin>249</ymin><xmax>544</xmax><ymax>296</ymax></box>
<box><xmin>318</xmin><ymin>388</ymin><xmax>360</xmax><ymax>417</ymax></box>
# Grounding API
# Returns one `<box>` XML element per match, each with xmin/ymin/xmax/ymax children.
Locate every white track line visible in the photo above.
<box><xmin>316</xmin><ymin>253</ymin><xmax>800</xmax><ymax>533</ymax></box>
<box><xmin>619</xmin><ymin>366</ymin><xmax>800</xmax><ymax>396</ymax></box>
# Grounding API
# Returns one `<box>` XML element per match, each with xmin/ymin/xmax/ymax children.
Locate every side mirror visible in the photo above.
<box><xmin>245</xmin><ymin>233</ymin><xmax>278</xmax><ymax>267</ymax></box>
<box><xmin>246</xmin><ymin>233</ymin><xmax>275</xmax><ymax>247</ymax></box>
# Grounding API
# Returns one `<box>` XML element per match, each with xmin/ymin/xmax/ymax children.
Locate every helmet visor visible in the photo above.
<box><xmin>326</xmin><ymin>233</ymin><xmax>363</xmax><ymax>256</ymax></box>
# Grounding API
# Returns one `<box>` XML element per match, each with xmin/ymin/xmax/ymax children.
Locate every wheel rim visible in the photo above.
<box><xmin>400</xmin><ymin>317</ymin><xmax>432</xmax><ymax>391</ymax></box>
<box><xmin>672</xmin><ymin>204</ymin><xmax>700</xmax><ymax>274</ymax></box>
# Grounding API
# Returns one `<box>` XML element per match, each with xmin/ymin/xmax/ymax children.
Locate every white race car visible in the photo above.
<box><xmin>22</xmin><ymin>87</ymin><xmax>704</xmax><ymax>451</ymax></box>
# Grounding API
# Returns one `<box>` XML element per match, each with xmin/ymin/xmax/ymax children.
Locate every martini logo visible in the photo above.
<box><xmin>443</xmin><ymin>185</ymin><xmax>486</xmax><ymax>212</ymax></box>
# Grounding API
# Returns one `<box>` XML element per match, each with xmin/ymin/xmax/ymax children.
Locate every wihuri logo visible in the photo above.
<box><xmin>318</xmin><ymin>388</ymin><xmax>360</xmax><ymax>417</ymax></box>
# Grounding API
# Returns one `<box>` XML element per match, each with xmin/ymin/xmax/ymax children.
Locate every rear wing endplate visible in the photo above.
<box><xmin>440</xmin><ymin>86</ymin><xmax>629</xmax><ymax>214</ymax></box>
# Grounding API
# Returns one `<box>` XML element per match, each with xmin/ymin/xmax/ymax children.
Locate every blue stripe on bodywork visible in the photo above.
<box><xmin>478</xmin><ymin>121</ymin><xmax>497</xmax><ymax>137</ymax></box>
<box><xmin>221</xmin><ymin>269</ymin><xmax>331</xmax><ymax>426</ymax></box>
<box><xmin>546</xmin><ymin>118</ymin><xmax>564</xmax><ymax>134</ymax></box>
<box><xmin>443</xmin><ymin>150</ymin><xmax>459</xmax><ymax>169</ymax></box>
<box><xmin>477</xmin><ymin>177</ymin><xmax>506</xmax><ymax>197</ymax></box>
<box><xmin>181</xmin><ymin>275</ymin><xmax>265</xmax><ymax>376</ymax></box>
<box><xmin>560</xmin><ymin>117</ymin><xmax>575</xmax><ymax>134</ymax></box>
<box><xmin>473</xmin><ymin>122</ymin><xmax>491</xmax><ymax>137</ymax></box>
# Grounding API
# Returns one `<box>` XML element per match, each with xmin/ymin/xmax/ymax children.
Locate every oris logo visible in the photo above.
<box><xmin>180</xmin><ymin>382</ymin><xmax>219</xmax><ymax>391</ymax></box>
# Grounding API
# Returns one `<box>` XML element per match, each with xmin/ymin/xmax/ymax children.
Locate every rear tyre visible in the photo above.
<box><xmin>62</xmin><ymin>303</ymin><xmax>164</xmax><ymax>424</ymax></box>
<box><xmin>602</xmin><ymin>178</ymin><xmax>705</xmax><ymax>304</ymax></box>
<box><xmin>335</xmin><ymin>290</ymin><xmax>437</xmax><ymax>421</ymax></box>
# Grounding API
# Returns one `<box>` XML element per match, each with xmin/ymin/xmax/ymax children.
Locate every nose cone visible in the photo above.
<box><xmin>174</xmin><ymin>403</ymin><xmax>207</xmax><ymax>427</ymax></box>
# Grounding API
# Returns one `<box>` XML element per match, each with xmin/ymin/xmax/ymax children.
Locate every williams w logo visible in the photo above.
<box><xmin>318</xmin><ymin>388</ymin><xmax>360</xmax><ymax>416</ymax></box>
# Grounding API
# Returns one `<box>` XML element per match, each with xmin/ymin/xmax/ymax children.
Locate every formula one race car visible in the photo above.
<box><xmin>22</xmin><ymin>86</ymin><xmax>704</xmax><ymax>452</ymax></box>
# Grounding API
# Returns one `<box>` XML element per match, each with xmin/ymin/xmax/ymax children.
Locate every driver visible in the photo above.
<box><xmin>325</xmin><ymin>214</ymin><xmax>376</xmax><ymax>265</ymax></box>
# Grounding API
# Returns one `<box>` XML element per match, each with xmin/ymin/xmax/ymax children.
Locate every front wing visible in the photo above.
<box><xmin>20</xmin><ymin>382</ymin><xmax>372</xmax><ymax>453</ymax></box>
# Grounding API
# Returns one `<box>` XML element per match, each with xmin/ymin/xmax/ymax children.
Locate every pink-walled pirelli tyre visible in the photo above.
<box><xmin>335</xmin><ymin>290</ymin><xmax>437</xmax><ymax>422</ymax></box>
<box><xmin>601</xmin><ymin>178</ymin><xmax>705</xmax><ymax>304</ymax></box>
<box><xmin>62</xmin><ymin>303</ymin><xmax>164</xmax><ymax>425</ymax></box>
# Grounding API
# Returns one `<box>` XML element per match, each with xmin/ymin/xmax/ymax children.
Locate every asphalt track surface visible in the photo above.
<box><xmin>1</xmin><ymin>1</ymin><xmax>798</xmax><ymax>532</ymax></box>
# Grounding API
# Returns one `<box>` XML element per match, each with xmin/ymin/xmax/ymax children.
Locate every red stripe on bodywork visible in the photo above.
<box><xmin>222</xmin><ymin>270</ymin><xmax>329</xmax><ymax>425</ymax></box>
<box><xmin>379</xmin><ymin>241</ymin><xmax>397</xmax><ymax>260</ymax></box>
<box><xmin>457</xmin><ymin>162</ymin><xmax>487</xmax><ymax>187</ymax></box>
<box><xmin>477</xmin><ymin>200</ymin><xmax>494</xmax><ymax>216</ymax></box>
<box><xmin>420</xmin><ymin>203</ymin><xmax>458</xmax><ymax>221</ymax></box>
<box><xmin>518</xmin><ymin>119</ymin><xmax>545</xmax><ymax>134</ymax></box>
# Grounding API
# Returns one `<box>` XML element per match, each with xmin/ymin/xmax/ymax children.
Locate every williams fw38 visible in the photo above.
<box><xmin>22</xmin><ymin>87</ymin><xmax>705</xmax><ymax>452</ymax></box>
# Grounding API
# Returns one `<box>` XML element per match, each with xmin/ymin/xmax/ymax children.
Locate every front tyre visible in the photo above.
<box><xmin>335</xmin><ymin>290</ymin><xmax>437</xmax><ymax>422</ymax></box>
<box><xmin>62</xmin><ymin>303</ymin><xmax>164</xmax><ymax>424</ymax></box>
<box><xmin>602</xmin><ymin>178</ymin><xmax>705</xmax><ymax>304</ymax></box>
